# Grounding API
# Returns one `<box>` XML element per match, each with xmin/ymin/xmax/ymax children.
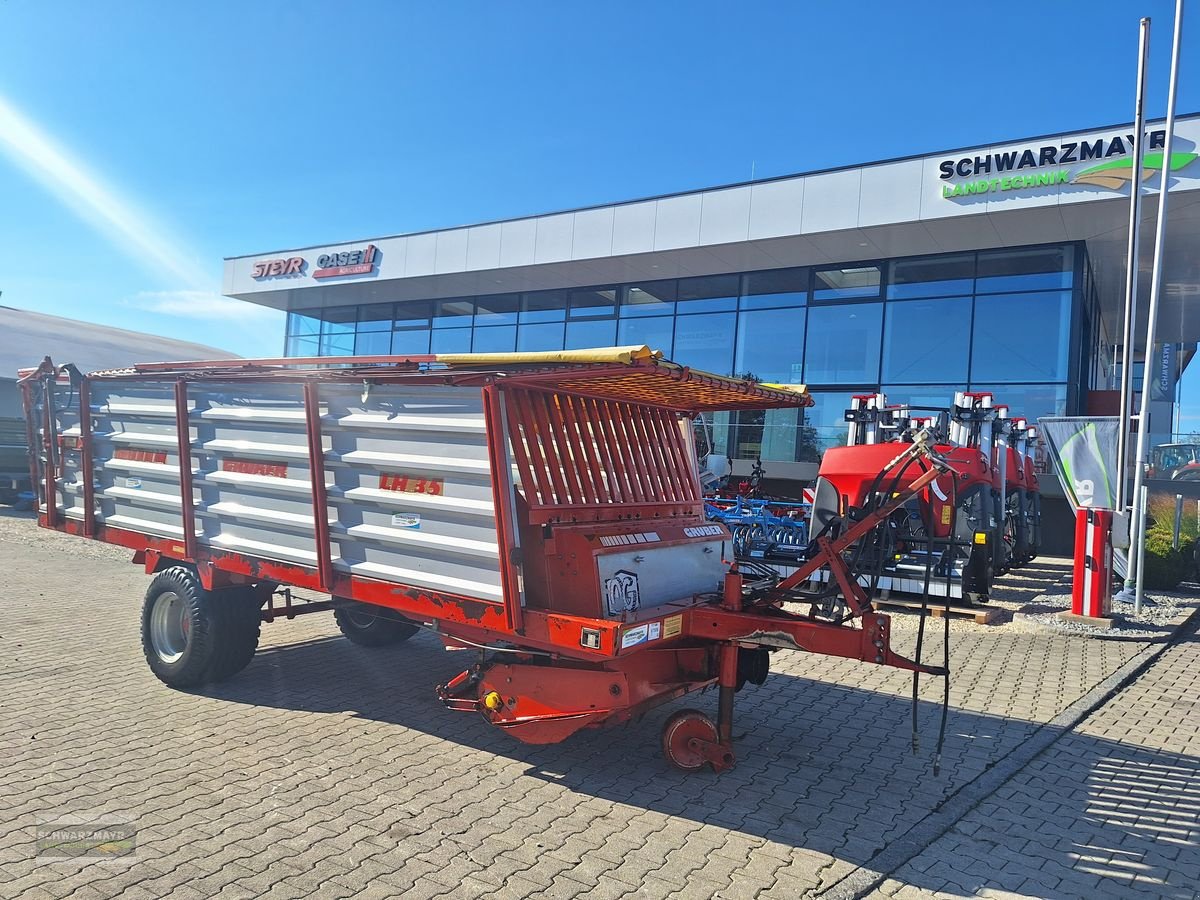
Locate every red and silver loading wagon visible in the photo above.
<box><xmin>20</xmin><ymin>347</ymin><xmax>945</xmax><ymax>771</ymax></box>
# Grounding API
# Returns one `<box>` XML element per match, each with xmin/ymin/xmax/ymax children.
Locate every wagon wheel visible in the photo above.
<box><xmin>661</xmin><ymin>708</ymin><xmax>719</xmax><ymax>772</ymax></box>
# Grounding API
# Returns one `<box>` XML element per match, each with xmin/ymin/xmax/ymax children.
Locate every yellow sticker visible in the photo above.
<box><xmin>663</xmin><ymin>614</ymin><xmax>682</xmax><ymax>638</ymax></box>
<box><xmin>940</xmin><ymin>506</ymin><xmax>952</xmax><ymax>526</ymax></box>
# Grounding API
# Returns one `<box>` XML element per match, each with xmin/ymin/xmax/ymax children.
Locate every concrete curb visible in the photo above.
<box><xmin>817</xmin><ymin>603</ymin><xmax>1200</xmax><ymax>899</ymax></box>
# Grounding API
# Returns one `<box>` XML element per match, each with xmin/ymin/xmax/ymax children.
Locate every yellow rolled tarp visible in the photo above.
<box><xmin>434</xmin><ymin>346</ymin><xmax>662</xmax><ymax>367</ymax></box>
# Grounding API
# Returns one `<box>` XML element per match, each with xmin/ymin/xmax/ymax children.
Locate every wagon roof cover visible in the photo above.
<box><xmin>84</xmin><ymin>345</ymin><xmax>812</xmax><ymax>413</ymax></box>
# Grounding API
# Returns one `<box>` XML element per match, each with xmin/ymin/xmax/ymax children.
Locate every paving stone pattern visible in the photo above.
<box><xmin>876</xmin><ymin>618</ymin><xmax>1200</xmax><ymax>899</ymax></box>
<box><xmin>0</xmin><ymin>518</ymin><xmax>1169</xmax><ymax>898</ymax></box>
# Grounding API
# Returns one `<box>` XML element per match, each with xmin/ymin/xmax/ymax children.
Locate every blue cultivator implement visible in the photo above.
<box><xmin>705</xmin><ymin>496</ymin><xmax>810</xmax><ymax>563</ymax></box>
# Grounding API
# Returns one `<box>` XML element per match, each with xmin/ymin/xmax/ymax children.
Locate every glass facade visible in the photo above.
<box><xmin>285</xmin><ymin>243</ymin><xmax>1083</xmax><ymax>463</ymax></box>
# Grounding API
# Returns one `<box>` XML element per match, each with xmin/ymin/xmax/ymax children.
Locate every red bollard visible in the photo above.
<box><xmin>1066</xmin><ymin>508</ymin><xmax>1114</xmax><ymax>626</ymax></box>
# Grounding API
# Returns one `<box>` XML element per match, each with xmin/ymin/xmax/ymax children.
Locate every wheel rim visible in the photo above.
<box><xmin>663</xmin><ymin>711</ymin><xmax>719</xmax><ymax>772</ymax></box>
<box><xmin>150</xmin><ymin>591</ymin><xmax>188</xmax><ymax>664</ymax></box>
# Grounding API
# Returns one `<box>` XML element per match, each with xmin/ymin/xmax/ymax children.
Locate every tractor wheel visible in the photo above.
<box><xmin>205</xmin><ymin>586</ymin><xmax>264</xmax><ymax>682</ymax></box>
<box><xmin>334</xmin><ymin>601</ymin><xmax>419</xmax><ymax>647</ymax></box>
<box><xmin>662</xmin><ymin>708</ymin><xmax>722</xmax><ymax>772</ymax></box>
<box><xmin>141</xmin><ymin>567</ymin><xmax>220</xmax><ymax>689</ymax></box>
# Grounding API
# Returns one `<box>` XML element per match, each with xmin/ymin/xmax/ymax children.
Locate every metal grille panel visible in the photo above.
<box><xmin>503</xmin><ymin>387</ymin><xmax>701</xmax><ymax>524</ymax></box>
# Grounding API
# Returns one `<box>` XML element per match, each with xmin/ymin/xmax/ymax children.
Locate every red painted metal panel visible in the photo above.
<box><xmin>483</xmin><ymin>385</ymin><xmax>524</xmax><ymax>633</ymax></box>
<box><xmin>41</xmin><ymin>376</ymin><xmax>57</xmax><ymax>527</ymax></box>
<box><xmin>302</xmin><ymin>381</ymin><xmax>336</xmax><ymax>593</ymax></box>
<box><xmin>114</xmin><ymin>448</ymin><xmax>169</xmax><ymax>465</ymax></box>
<box><xmin>378</xmin><ymin>474</ymin><xmax>444</xmax><ymax>495</ymax></box>
<box><xmin>500</xmin><ymin>386</ymin><xmax>702</xmax><ymax>525</ymax></box>
<box><xmin>78</xmin><ymin>378</ymin><xmax>96</xmax><ymax>538</ymax></box>
<box><xmin>222</xmin><ymin>458</ymin><xmax>288</xmax><ymax>477</ymax></box>
<box><xmin>174</xmin><ymin>380</ymin><xmax>198</xmax><ymax>562</ymax></box>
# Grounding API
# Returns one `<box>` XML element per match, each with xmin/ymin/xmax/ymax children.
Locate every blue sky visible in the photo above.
<box><xmin>1</xmin><ymin>1</ymin><xmax>1197</xmax><ymax>424</ymax></box>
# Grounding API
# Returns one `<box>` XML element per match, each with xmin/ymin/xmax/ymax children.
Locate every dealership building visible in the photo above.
<box><xmin>223</xmin><ymin>115</ymin><xmax>1200</xmax><ymax>488</ymax></box>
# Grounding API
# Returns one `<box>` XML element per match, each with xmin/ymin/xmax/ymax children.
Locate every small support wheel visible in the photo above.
<box><xmin>662</xmin><ymin>708</ymin><xmax>725</xmax><ymax>773</ymax></box>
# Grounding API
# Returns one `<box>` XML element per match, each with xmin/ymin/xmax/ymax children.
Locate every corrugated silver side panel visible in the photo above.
<box><xmin>64</xmin><ymin>379</ymin><xmax>503</xmax><ymax>603</ymax></box>
<box><xmin>91</xmin><ymin>383</ymin><xmax>189</xmax><ymax>539</ymax></box>
<box><xmin>322</xmin><ymin>383</ymin><xmax>502</xmax><ymax>601</ymax></box>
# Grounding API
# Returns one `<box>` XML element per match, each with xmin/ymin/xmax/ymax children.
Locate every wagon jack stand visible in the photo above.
<box><xmin>661</xmin><ymin>566</ymin><xmax>746</xmax><ymax>773</ymax></box>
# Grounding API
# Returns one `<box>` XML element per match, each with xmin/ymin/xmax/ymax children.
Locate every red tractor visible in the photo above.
<box><xmin>803</xmin><ymin>391</ymin><xmax>1043</xmax><ymax>606</ymax></box>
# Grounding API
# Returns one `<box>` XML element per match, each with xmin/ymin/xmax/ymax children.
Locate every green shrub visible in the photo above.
<box><xmin>1141</xmin><ymin>528</ymin><xmax>1192</xmax><ymax>590</ymax></box>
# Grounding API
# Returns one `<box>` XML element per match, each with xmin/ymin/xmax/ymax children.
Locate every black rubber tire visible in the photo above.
<box><xmin>333</xmin><ymin>601</ymin><xmax>419</xmax><ymax>647</ymax></box>
<box><xmin>141</xmin><ymin>567</ymin><xmax>219</xmax><ymax>689</ymax></box>
<box><xmin>205</xmin><ymin>586</ymin><xmax>264</xmax><ymax>682</ymax></box>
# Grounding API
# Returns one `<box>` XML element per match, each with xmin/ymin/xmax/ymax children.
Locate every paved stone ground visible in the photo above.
<box><xmin>0</xmin><ymin>511</ymin><xmax>1190</xmax><ymax>898</ymax></box>
<box><xmin>876</xmin><ymin>616</ymin><xmax>1200</xmax><ymax>899</ymax></box>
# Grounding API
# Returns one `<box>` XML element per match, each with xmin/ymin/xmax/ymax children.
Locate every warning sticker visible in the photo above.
<box><xmin>392</xmin><ymin>513</ymin><xmax>421</xmax><ymax>528</ymax></box>
<box><xmin>940</xmin><ymin>505</ymin><xmax>952</xmax><ymax>526</ymax></box>
<box><xmin>663</xmin><ymin>614</ymin><xmax>682</xmax><ymax>638</ymax></box>
<box><xmin>124</xmin><ymin>477</ymin><xmax>142</xmax><ymax>489</ymax></box>
<box><xmin>648</xmin><ymin>621</ymin><xmax>661</xmax><ymax>641</ymax></box>
<box><xmin>621</xmin><ymin>624</ymin><xmax>649</xmax><ymax>649</ymax></box>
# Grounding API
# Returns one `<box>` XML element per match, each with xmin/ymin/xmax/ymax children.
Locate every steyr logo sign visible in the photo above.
<box><xmin>938</xmin><ymin>129</ymin><xmax>1197</xmax><ymax>199</ymax></box>
<box><xmin>314</xmin><ymin>244</ymin><xmax>378</xmax><ymax>279</ymax></box>
<box><xmin>251</xmin><ymin>257</ymin><xmax>304</xmax><ymax>278</ymax></box>
<box><xmin>250</xmin><ymin>244</ymin><xmax>380</xmax><ymax>281</ymax></box>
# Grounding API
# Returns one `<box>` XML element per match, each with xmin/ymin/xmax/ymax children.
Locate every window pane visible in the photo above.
<box><xmin>976</xmin><ymin>246</ymin><xmax>1073</xmax><ymax>293</ymax></box>
<box><xmin>618</xmin><ymin>316</ymin><xmax>673</xmax><ymax>355</ymax></box>
<box><xmin>735</xmin><ymin>308</ymin><xmax>806</xmax><ymax>383</ymax></box>
<box><xmin>971</xmin><ymin>292</ymin><xmax>1072</xmax><ymax>382</ymax></box>
<box><xmin>472</xmin><ymin>325</ymin><xmax>516</xmax><ymax>353</ymax></box>
<box><xmin>731</xmin><ymin>406</ymin><xmax>817</xmax><ymax>463</ymax></box>
<box><xmin>677</xmin><ymin>274</ymin><xmax>738</xmax><ymax>313</ymax></box>
<box><xmin>288</xmin><ymin>310</ymin><xmax>322</xmax><ymax>336</ymax></box>
<box><xmin>286</xmin><ymin>334</ymin><xmax>320</xmax><ymax>356</ymax></box>
<box><xmin>672</xmin><ymin>312</ymin><xmax>735</xmax><ymax>374</ymax></box>
<box><xmin>394</xmin><ymin>301</ymin><xmax>432</xmax><ymax>329</ymax></box>
<box><xmin>391</xmin><ymin>329</ymin><xmax>430</xmax><ymax>356</ymax></box>
<box><xmin>430</xmin><ymin>329</ymin><xmax>472</xmax><ymax>353</ymax></box>
<box><xmin>804</xmin><ymin>303</ymin><xmax>883</xmax><ymax>383</ymax></box>
<box><xmin>813</xmin><ymin>265</ymin><xmax>881</xmax><ymax>301</ymax></box>
<box><xmin>565</xmin><ymin>318</ymin><xmax>616</xmax><ymax>349</ymax></box>
<box><xmin>520</xmin><ymin>290</ymin><xmax>567</xmax><ymax>323</ymax></box>
<box><xmin>888</xmin><ymin>255</ymin><xmax>974</xmax><ymax>299</ymax></box>
<box><xmin>741</xmin><ymin>268</ymin><xmax>807</xmax><ymax>309</ymax></box>
<box><xmin>432</xmin><ymin>298</ymin><xmax>475</xmax><ymax>328</ymax></box>
<box><xmin>474</xmin><ymin>294</ymin><xmax>519</xmax><ymax>326</ymax></box>
<box><xmin>354</xmin><ymin>330</ymin><xmax>392</xmax><ymax>355</ymax></box>
<box><xmin>803</xmin><ymin>391</ymin><xmax>857</xmax><ymax>459</ymax></box>
<box><xmin>319</xmin><ymin>331</ymin><xmax>354</xmax><ymax>356</ymax></box>
<box><xmin>967</xmin><ymin>383</ymin><xmax>1067</xmax><ymax>423</ymax></box>
<box><xmin>322</xmin><ymin>307</ymin><xmax>356</xmax><ymax>329</ymax></box>
<box><xmin>882</xmin><ymin>297</ymin><xmax>971</xmax><ymax>383</ymax></box>
<box><xmin>622</xmin><ymin>280</ymin><xmax>677</xmax><ymax>317</ymax></box>
<box><xmin>569</xmin><ymin>287</ymin><xmax>618</xmax><ymax>319</ymax></box>
<box><xmin>731</xmin><ymin>408</ymin><xmax>765</xmax><ymax>461</ymax></box>
<box><xmin>881</xmin><ymin>385</ymin><xmax>958</xmax><ymax>414</ymax></box>
<box><xmin>358</xmin><ymin>303</ymin><xmax>394</xmax><ymax>332</ymax></box>
<box><xmin>517</xmin><ymin>322</ymin><xmax>565</xmax><ymax>352</ymax></box>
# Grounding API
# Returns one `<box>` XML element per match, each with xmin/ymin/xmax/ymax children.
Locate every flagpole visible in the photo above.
<box><xmin>1129</xmin><ymin>0</ymin><xmax>1185</xmax><ymax>613</ymax></box>
<box><xmin>1115</xmin><ymin>17</ymin><xmax>1151</xmax><ymax>515</ymax></box>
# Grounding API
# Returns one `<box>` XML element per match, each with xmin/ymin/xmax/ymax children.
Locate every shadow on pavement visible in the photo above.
<box><xmin>206</xmin><ymin>624</ymin><xmax>1199</xmax><ymax>896</ymax></box>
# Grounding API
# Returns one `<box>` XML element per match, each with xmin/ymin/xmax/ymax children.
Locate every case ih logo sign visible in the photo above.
<box><xmin>252</xmin><ymin>257</ymin><xmax>305</xmax><ymax>278</ymax></box>
<box><xmin>314</xmin><ymin>244</ymin><xmax>377</xmax><ymax>279</ymax></box>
